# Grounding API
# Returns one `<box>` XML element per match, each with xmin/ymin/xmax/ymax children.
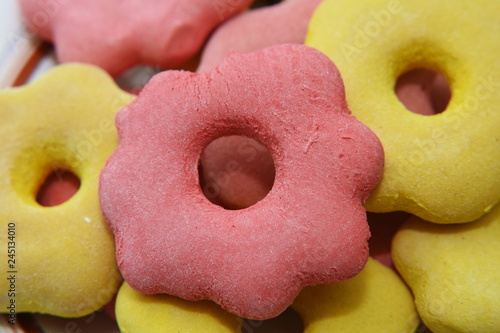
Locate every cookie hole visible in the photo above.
<box><xmin>242</xmin><ymin>308</ymin><xmax>304</xmax><ymax>333</ymax></box>
<box><xmin>199</xmin><ymin>135</ymin><xmax>275</xmax><ymax>210</ymax></box>
<box><xmin>395</xmin><ymin>68</ymin><xmax>452</xmax><ymax>115</ymax></box>
<box><xmin>36</xmin><ymin>169</ymin><xmax>81</xmax><ymax>207</ymax></box>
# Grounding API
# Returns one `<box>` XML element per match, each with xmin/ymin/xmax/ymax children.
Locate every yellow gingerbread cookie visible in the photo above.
<box><xmin>306</xmin><ymin>0</ymin><xmax>500</xmax><ymax>223</ymax></box>
<box><xmin>393</xmin><ymin>204</ymin><xmax>500</xmax><ymax>333</ymax></box>
<box><xmin>115</xmin><ymin>282</ymin><xmax>242</xmax><ymax>333</ymax></box>
<box><xmin>0</xmin><ymin>64</ymin><xmax>134</xmax><ymax>317</ymax></box>
<box><xmin>293</xmin><ymin>257</ymin><xmax>419</xmax><ymax>333</ymax></box>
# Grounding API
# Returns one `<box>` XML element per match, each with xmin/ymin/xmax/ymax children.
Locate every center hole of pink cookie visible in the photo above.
<box><xmin>36</xmin><ymin>169</ymin><xmax>80</xmax><ymax>207</ymax></box>
<box><xmin>395</xmin><ymin>68</ymin><xmax>452</xmax><ymax>115</ymax></box>
<box><xmin>198</xmin><ymin>135</ymin><xmax>275</xmax><ymax>210</ymax></box>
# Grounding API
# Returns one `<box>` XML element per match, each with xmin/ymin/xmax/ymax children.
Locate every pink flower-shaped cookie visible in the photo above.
<box><xmin>20</xmin><ymin>0</ymin><xmax>253</xmax><ymax>76</ymax></box>
<box><xmin>99</xmin><ymin>44</ymin><xmax>384</xmax><ymax>319</ymax></box>
<box><xmin>197</xmin><ymin>0</ymin><xmax>324</xmax><ymax>72</ymax></box>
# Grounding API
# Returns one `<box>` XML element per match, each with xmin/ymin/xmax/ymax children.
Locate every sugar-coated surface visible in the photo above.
<box><xmin>99</xmin><ymin>44</ymin><xmax>384</xmax><ymax>319</ymax></box>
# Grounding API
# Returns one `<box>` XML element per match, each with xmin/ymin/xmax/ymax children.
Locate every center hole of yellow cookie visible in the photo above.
<box><xmin>36</xmin><ymin>169</ymin><xmax>81</xmax><ymax>207</ymax></box>
<box><xmin>198</xmin><ymin>135</ymin><xmax>275</xmax><ymax>210</ymax></box>
<box><xmin>395</xmin><ymin>68</ymin><xmax>452</xmax><ymax>115</ymax></box>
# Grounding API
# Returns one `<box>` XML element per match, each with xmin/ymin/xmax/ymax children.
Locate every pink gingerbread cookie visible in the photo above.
<box><xmin>99</xmin><ymin>44</ymin><xmax>384</xmax><ymax>319</ymax></box>
<box><xmin>20</xmin><ymin>0</ymin><xmax>253</xmax><ymax>76</ymax></box>
<box><xmin>197</xmin><ymin>0</ymin><xmax>324</xmax><ymax>72</ymax></box>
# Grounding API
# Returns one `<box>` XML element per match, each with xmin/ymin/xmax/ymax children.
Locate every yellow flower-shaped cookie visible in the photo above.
<box><xmin>306</xmin><ymin>0</ymin><xmax>500</xmax><ymax>223</ymax></box>
<box><xmin>0</xmin><ymin>64</ymin><xmax>134</xmax><ymax>317</ymax></box>
<box><xmin>293</xmin><ymin>258</ymin><xmax>419</xmax><ymax>333</ymax></box>
<box><xmin>393</xmin><ymin>204</ymin><xmax>500</xmax><ymax>333</ymax></box>
<box><xmin>116</xmin><ymin>283</ymin><xmax>242</xmax><ymax>333</ymax></box>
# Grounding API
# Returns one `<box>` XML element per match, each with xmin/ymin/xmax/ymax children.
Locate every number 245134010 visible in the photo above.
<box><xmin>7</xmin><ymin>222</ymin><xmax>16</xmax><ymax>270</ymax></box>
